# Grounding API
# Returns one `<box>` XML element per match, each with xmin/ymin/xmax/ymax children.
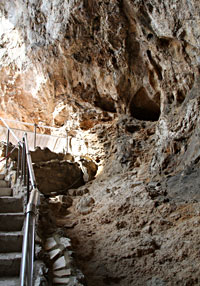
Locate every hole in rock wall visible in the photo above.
<box><xmin>147</xmin><ymin>3</ymin><xmax>153</xmax><ymax>13</ymax></box>
<box><xmin>129</xmin><ymin>87</ymin><xmax>160</xmax><ymax>121</ymax></box>
<box><xmin>94</xmin><ymin>95</ymin><xmax>116</xmax><ymax>113</ymax></box>
<box><xmin>176</xmin><ymin>89</ymin><xmax>185</xmax><ymax>104</ymax></box>
<box><xmin>147</xmin><ymin>33</ymin><xmax>154</xmax><ymax>41</ymax></box>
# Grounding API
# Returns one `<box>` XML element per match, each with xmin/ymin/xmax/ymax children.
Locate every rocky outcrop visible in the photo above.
<box><xmin>33</xmin><ymin>160</ymin><xmax>84</xmax><ymax>195</ymax></box>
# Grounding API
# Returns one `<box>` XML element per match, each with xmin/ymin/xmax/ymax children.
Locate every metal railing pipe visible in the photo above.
<box><xmin>26</xmin><ymin>167</ymin><xmax>30</xmax><ymax>204</ymax></box>
<box><xmin>0</xmin><ymin>117</ymin><xmax>60</xmax><ymax>130</ymax></box>
<box><xmin>0</xmin><ymin>117</ymin><xmax>41</xmax><ymax>286</ymax></box>
<box><xmin>6</xmin><ymin>129</ymin><xmax>10</xmax><ymax>168</ymax></box>
<box><xmin>0</xmin><ymin>117</ymin><xmax>22</xmax><ymax>146</ymax></box>
<box><xmin>24</xmin><ymin>133</ymin><xmax>37</xmax><ymax>189</ymax></box>
<box><xmin>22</xmin><ymin>138</ymin><xmax>26</xmax><ymax>186</ymax></box>
<box><xmin>20</xmin><ymin>187</ymin><xmax>39</xmax><ymax>286</ymax></box>
<box><xmin>34</xmin><ymin>124</ymin><xmax>37</xmax><ymax>149</ymax></box>
<box><xmin>20</xmin><ymin>134</ymin><xmax>40</xmax><ymax>286</ymax></box>
<box><xmin>17</xmin><ymin>143</ymin><xmax>21</xmax><ymax>178</ymax></box>
<box><xmin>20</xmin><ymin>211</ymin><xmax>31</xmax><ymax>286</ymax></box>
<box><xmin>27</xmin><ymin>215</ymin><xmax>35</xmax><ymax>286</ymax></box>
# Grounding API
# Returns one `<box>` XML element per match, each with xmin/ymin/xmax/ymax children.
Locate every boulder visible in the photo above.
<box><xmin>30</xmin><ymin>147</ymin><xmax>65</xmax><ymax>163</ymax></box>
<box><xmin>34</xmin><ymin>160</ymin><xmax>84</xmax><ymax>195</ymax></box>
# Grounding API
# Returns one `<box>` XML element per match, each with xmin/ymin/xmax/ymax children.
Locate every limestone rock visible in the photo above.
<box><xmin>76</xmin><ymin>196</ymin><xmax>95</xmax><ymax>215</ymax></box>
<box><xmin>1</xmin><ymin>1</ymin><xmax>200</xmax><ymax>285</ymax></box>
<box><xmin>33</xmin><ymin>160</ymin><xmax>84</xmax><ymax>195</ymax></box>
<box><xmin>30</xmin><ymin>147</ymin><xmax>65</xmax><ymax>163</ymax></box>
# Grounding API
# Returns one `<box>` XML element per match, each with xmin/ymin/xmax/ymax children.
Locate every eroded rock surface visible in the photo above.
<box><xmin>34</xmin><ymin>160</ymin><xmax>84</xmax><ymax>195</ymax></box>
<box><xmin>0</xmin><ymin>1</ymin><xmax>200</xmax><ymax>286</ymax></box>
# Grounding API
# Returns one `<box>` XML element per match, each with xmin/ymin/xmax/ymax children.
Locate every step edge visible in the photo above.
<box><xmin>0</xmin><ymin>213</ymin><xmax>24</xmax><ymax>215</ymax></box>
<box><xmin>0</xmin><ymin>231</ymin><xmax>23</xmax><ymax>235</ymax></box>
<box><xmin>0</xmin><ymin>252</ymin><xmax>22</xmax><ymax>259</ymax></box>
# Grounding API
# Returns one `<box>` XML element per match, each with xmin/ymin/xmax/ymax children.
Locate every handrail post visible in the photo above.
<box><xmin>34</xmin><ymin>124</ymin><xmax>37</xmax><ymax>149</ymax></box>
<box><xmin>21</xmin><ymin>141</ymin><xmax>24</xmax><ymax>183</ymax></box>
<box><xmin>6</xmin><ymin>129</ymin><xmax>10</xmax><ymax>168</ymax></box>
<box><xmin>24</xmin><ymin>133</ymin><xmax>37</xmax><ymax>188</ymax></box>
<box><xmin>27</xmin><ymin>163</ymin><xmax>30</xmax><ymax>204</ymax></box>
<box><xmin>22</xmin><ymin>138</ymin><xmax>26</xmax><ymax>185</ymax></box>
<box><xmin>17</xmin><ymin>143</ymin><xmax>21</xmax><ymax>179</ymax></box>
<box><xmin>66</xmin><ymin>132</ymin><xmax>68</xmax><ymax>154</ymax></box>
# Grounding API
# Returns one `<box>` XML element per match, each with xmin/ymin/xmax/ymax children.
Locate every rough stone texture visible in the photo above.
<box><xmin>38</xmin><ymin>198</ymin><xmax>85</xmax><ymax>286</ymax></box>
<box><xmin>1</xmin><ymin>1</ymin><xmax>200</xmax><ymax>286</ymax></box>
<box><xmin>0</xmin><ymin>0</ymin><xmax>199</xmax><ymax>163</ymax></box>
<box><xmin>33</xmin><ymin>160</ymin><xmax>84</xmax><ymax>195</ymax></box>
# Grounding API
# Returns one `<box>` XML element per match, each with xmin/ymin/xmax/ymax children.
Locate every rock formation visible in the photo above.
<box><xmin>0</xmin><ymin>1</ymin><xmax>200</xmax><ymax>285</ymax></box>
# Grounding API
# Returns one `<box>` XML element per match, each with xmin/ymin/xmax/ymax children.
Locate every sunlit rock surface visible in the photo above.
<box><xmin>0</xmin><ymin>1</ymin><xmax>200</xmax><ymax>285</ymax></box>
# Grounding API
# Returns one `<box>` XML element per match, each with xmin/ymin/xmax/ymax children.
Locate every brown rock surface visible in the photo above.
<box><xmin>33</xmin><ymin>160</ymin><xmax>84</xmax><ymax>195</ymax></box>
<box><xmin>1</xmin><ymin>1</ymin><xmax>200</xmax><ymax>285</ymax></box>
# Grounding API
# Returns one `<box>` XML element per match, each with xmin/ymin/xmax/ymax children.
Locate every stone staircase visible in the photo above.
<box><xmin>0</xmin><ymin>174</ymin><xmax>24</xmax><ymax>285</ymax></box>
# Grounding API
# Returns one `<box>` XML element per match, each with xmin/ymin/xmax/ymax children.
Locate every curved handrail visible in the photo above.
<box><xmin>0</xmin><ymin>117</ymin><xmax>22</xmax><ymax>146</ymax></box>
<box><xmin>0</xmin><ymin>117</ymin><xmax>68</xmax><ymax>152</ymax></box>
<box><xmin>0</xmin><ymin>118</ymin><xmax>40</xmax><ymax>286</ymax></box>
<box><xmin>24</xmin><ymin>134</ymin><xmax>37</xmax><ymax>189</ymax></box>
<box><xmin>20</xmin><ymin>134</ymin><xmax>40</xmax><ymax>286</ymax></box>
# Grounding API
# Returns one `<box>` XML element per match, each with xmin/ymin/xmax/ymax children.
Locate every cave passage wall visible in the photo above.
<box><xmin>0</xmin><ymin>0</ymin><xmax>199</xmax><ymax>171</ymax></box>
<box><xmin>0</xmin><ymin>0</ymin><xmax>199</xmax><ymax>129</ymax></box>
<box><xmin>0</xmin><ymin>1</ymin><xmax>200</xmax><ymax>285</ymax></box>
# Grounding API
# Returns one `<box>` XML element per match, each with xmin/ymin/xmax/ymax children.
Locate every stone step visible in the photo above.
<box><xmin>0</xmin><ymin>180</ymin><xmax>9</xmax><ymax>188</ymax></box>
<box><xmin>0</xmin><ymin>231</ymin><xmax>23</xmax><ymax>253</ymax></box>
<box><xmin>0</xmin><ymin>252</ymin><xmax>21</xmax><ymax>277</ymax></box>
<box><xmin>0</xmin><ymin>197</ymin><xmax>23</xmax><ymax>213</ymax></box>
<box><xmin>0</xmin><ymin>213</ymin><xmax>24</xmax><ymax>231</ymax></box>
<box><xmin>0</xmin><ymin>188</ymin><xmax>12</xmax><ymax>197</ymax></box>
<box><xmin>0</xmin><ymin>277</ymin><xmax>19</xmax><ymax>286</ymax></box>
<box><xmin>0</xmin><ymin>174</ymin><xmax>5</xmax><ymax>180</ymax></box>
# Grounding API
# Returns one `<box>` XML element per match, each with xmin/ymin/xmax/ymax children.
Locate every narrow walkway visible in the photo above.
<box><xmin>0</xmin><ymin>117</ymin><xmax>68</xmax><ymax>153</ymax></box>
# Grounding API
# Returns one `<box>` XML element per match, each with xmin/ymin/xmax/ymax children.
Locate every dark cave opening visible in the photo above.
<box><xmin>129</xmin><ymin>87</ymin><xmax>160</xmax><ymax>121</ymax></box>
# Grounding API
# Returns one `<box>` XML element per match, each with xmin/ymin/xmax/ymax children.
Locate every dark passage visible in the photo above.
<box><xmin>129</xmin><ymin>87</ymin><xmax>160</xmax><ymax>121</ymax></box>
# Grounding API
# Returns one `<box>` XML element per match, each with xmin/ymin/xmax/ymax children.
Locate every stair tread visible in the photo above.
<box><xmin>0</xmin><ymin>230</ymin><xmax>22</xmax><ymax>234</ymax></box>
<box><xmin>0</xmin><ymin>213</ymin><xmax>24</xmax><ymax>231</ymax></box>
<box><xmin>0</xmin><ymin>277</ymin><xmax>19</xmax><ymax>286</ymax></box>
<box><xmin>0</xmin><ymin>231</ymin><xmax>23</xmax><ymax>235</ymax></box>
<box><xmin>0</xmin><ymin>252</ymin><xmax>22</xmax><ymax>259</ymax></box>
<box><xmin>0</xmin><ymin>174</ymin><xmax>5</xmax><ymax>180</ymax></box>
<box><xmin>0</xmin><ymin>180</ymin><xmax>9</xmax><ymax>186</ymax></box>
<box><xmin>0</xmin><ymin>187</ymin><xmax>12</xmax><ymax>197</ymax></box>
<box><xmin>0</xmin><ymin>213</ymin><xmax>24</xmax><ymax>215</ymax></box>
<box><xmin>0</xmin><ymin>197</ymin><xmax>23</xmax><ymax>213</ymax></box>
<box><xmin>0</xmin><ymin>232</ymin><xmax>23</xmax><ymax>252</ymax></box>
<box><xmin>0</xmin><ymin>253</ymin><xmax>21</xmax><ymax>276</ymax></box>
<box><xmin>0</xmin><ymin>196</ymin><xmax>20</xmax><ymax>199</ymax></box>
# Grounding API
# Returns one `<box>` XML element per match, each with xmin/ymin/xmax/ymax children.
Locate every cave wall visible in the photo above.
<box><xmin>0</xmin><ymin>0</ymin><xmax>199</xmax><ymax>120</ymax></box>
<box><xmin>1</xmin><ymin>2</ymin><xmax>200</xmax><ymax>285</ymax></box>
<box><xmin>0</xmin><ymin>0</ymin><xmax>199</xmax><ymax>169</ymax></box>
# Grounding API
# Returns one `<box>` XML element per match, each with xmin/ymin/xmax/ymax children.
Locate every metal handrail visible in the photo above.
<box><xmin>24</xmin><ymin>134</ymin><xmax>37</xmax><ymax>189</ymax></box>
<box><xmin>0</xmin><ymin>118</ymin><xmax>40</xmax><ymax>285</ymax></box>
<box><xmin>0</xmin><ymin>117</ymin><xmax>68</xmax><ymax>152</ymax></box>
<box><xmin>0</xmin><ymin>117</ymin><xmax>61</xmax><ymax>130</ymax></box>
<box><xmin>0</xmin><ymin>117</ymin><xmax>22</xmax><ymax>146</ymax></box>
<box><xmin>20</xmin><ymin>133</ymin><xmax>40</xmax><ymax>286</ymax></box>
